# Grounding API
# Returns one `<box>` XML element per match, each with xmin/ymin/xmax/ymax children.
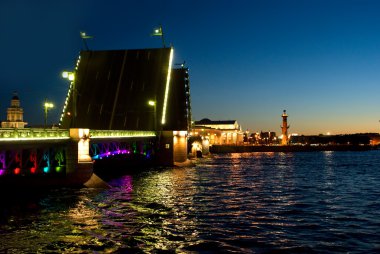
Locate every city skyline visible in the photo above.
<box><xmin>1</xmin><ymin>0</ymin><xmax>380</xmax><ymax>135</ymax></box>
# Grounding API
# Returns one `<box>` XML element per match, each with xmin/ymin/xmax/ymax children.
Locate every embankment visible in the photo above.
<box><xmin>210</xmin><ymin>144</ymin><xmax>377</xmax><ymax>153</ymax></box>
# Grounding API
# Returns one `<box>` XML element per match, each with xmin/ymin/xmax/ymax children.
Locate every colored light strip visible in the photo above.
<box><xmin>92</xmin><ymin>149</ymin><xmax>131</xmax><ymax>159</ymax></box>
<box><xmin>91</xmin><ymin>135</ymin><xmax>156</xmax><ymax>139</ymax></box>
<box><xmin>161</xmin><ymin>47</ymin><xmax>174</xmax><ymax>125</ymax></box>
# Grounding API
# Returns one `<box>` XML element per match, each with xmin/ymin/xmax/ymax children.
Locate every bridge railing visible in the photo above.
<box><xmin>89</xmin><ymin>130</ymin><xmax>156</xmax><ymax>139</ymax></box>
<box><xmin>0</xmin><ymin>128</ymin><xmax>156</xmax><ymax>142</ymax></box>
<box><xmin>0</xmin><ymin>128</ymin><xmax>70</xmax><ymax>141</ymax></box>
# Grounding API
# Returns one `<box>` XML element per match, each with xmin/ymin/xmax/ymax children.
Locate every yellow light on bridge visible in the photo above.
<box><xmin>161</xmin><ymin>47</ymin><xmax>174</xmax><ymax>125</ymax></box>
<box><xmin>62</xmin><ymin>71</ymin><xmax>75</xmax><ymax>81</ymax></box>
<box><xmin>148</xmin><ymin>100</ymin><xmax>155</xmax><ymax>106</ymax></box>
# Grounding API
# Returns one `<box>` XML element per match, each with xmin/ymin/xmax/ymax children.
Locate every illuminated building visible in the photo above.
<box><xmin>191</xmin><ymin>119</ymin><xmax>243</xmax><ymax>145</ymax></box>
<box><xmin>1</xmin><ymin>93</ymin><xmax>28</xmax><ymax>128</ymax></box>
<box><xmin>253</xmin><ymin>131</ymin><xmax>278</xmax><ymax>145</ymax></box>
<box><xmin>281</xmin><ymin>110</ymin><xmax>289</xmax><ymax>145</ymax></box>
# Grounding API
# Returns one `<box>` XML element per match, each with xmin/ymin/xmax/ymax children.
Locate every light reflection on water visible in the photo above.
<box><xmin>0</xmin><ymin>151</ymin><xmax>380</xmax><ymax>253</ymax></box>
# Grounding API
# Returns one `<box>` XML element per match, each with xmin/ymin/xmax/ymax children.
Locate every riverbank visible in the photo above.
<box><xmin>209</xmin><ymin>144</ymin><xmax>377</xmax><ymax>153</ymax></box>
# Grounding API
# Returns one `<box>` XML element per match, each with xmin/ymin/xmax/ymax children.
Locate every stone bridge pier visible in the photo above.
<box><xmin>67</xmin><ymin>129</ymin><xmax>97</xmax><ymax>187</ymax></box>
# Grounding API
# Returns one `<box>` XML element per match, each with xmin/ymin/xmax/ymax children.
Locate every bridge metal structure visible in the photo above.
<box><xmin>0</xmin><ymin>128</ymin><xmax>159</xmax><ymax>186</ymax></box>
<box><xmin>59</xmin><ymin>47</ymin><xmax>191</xmax><ymax>166</ymax></box>
<box><xmin>0</xmin><ymin>47</ymin><xmax>192</xmax><ymax>186</ymax></box>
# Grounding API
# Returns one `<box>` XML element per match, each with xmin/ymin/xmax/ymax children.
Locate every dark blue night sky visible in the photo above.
<box><xmin>1</xmin><ymin>0</ymin><xmax>380</xmax><ymax>134</ymax></box>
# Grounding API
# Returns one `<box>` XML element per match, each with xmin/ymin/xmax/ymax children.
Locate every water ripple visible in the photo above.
<box><xmin>1</xmin><ymin>151</ymin><xmax>380</xmax><ymax>253</ymax></box>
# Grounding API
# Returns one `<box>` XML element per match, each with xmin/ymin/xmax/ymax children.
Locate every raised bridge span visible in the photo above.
<box><xmin>0</xmin><ymin>47</ymin><xmax>191</xmax><ymax>187</ymax></box>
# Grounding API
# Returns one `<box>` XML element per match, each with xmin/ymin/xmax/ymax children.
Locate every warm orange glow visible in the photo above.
<box><xmin>173</xmin><ymin>130</ymin><xmax>187</xmax><ymax>137</ymax></box>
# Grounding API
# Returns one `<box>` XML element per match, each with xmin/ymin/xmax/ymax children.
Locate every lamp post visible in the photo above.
<box><xmin>44</xmin><ymin>99</ymin><xmax>54</xmax><ymax>128</ymax></box>
<box><xmin>148</xmin><ymin>100</ymin><xmax>156</xmax><ymax>131</ymax></box>
<box><xmin>62</xmin><ymin>71</ymin><xmax>76</xmax><ymax>126</ymax></box>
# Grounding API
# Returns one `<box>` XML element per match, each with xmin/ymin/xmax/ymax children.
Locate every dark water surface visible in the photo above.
<box><xmin>1</xmin><ymin>151</ymin><xmax>380</xmax><ymax>253</ymax></box>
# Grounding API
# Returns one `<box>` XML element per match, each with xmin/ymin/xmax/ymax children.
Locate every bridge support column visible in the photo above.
<box><xmin>156</xmin><ymin>131</ymin><xmax>188</xmax><ymax>166</ymax></box>
<box><xmin>173</xmin><ymin>131</ymin><xmax>188</xmax><ymax>163</ymax></box>
<box><xmin>65</xmin><ymin>129</ymin><xmax>94</xmax><ymax>185</ymax></box>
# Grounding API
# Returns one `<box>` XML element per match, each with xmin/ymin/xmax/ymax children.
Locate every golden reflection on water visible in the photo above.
<box><xmin>63</xmin><ymin>195</ymin><xmax>111</xmax><ymax>251</ymax></box>
<box><xmin>124</xmin><ymin>168</ymin><xmax>201</xmax><ymax>252</ymax></box>
<box><xmin>67</xmin><ymin>197</ymin><xmax>99</xmax><ymax>226</ymax></box>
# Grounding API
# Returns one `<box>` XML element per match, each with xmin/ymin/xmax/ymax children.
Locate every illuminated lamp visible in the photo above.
<box><xmin>55</xmin><ymin>166</ymin><xmax>62</xmax><ymax>173</ymax></box>
<box><xmin>14</xmin><ymin>168</ymin><xmax>21</xmax><ymax>175</ymax></box>
<box><xmin>30</xmin><ymin>167</ymin><xmax>37</xmax><ymax>174</ymax></box>
<box><xmin>62</xmin><ymin>71</ymin><xmax>75</xmax><ymax>81</ymax></box>
<box><xmin>0</xmin><ymin>169</ymin><xmax>5</xmax><ymax>176</ymax></box>
<box><xmin>43</xmin><ymin>100</ymin><xmax>54</xmax><ymax>128</ymax></box>
<box><xmin>43</xmin><ymin>167</ymin><xmax>49</xmax><ymax>173</ymax></box>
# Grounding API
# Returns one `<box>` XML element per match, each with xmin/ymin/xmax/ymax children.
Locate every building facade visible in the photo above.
<box><xmin>191</xmin><ymin>118</ymin><xmax>244</xmax><ymax>145</ymax></box>
<box><xmin>1</xmin><ymin>93</ymin><xmax>28</xmax><ymax>128</ymax></box>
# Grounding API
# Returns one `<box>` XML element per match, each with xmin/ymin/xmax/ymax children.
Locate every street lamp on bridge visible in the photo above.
<box><xmin>44</xmin><ymin>99</ymin><xmax>54</xmax><ymax>128</ymax></box>
<box><xmin>62</xmin><ymin>71</ymin><xmax>75</xmax><ymax>81</ymax></box>
<box><xmin>148</xmin><ymin>100</ymin><xmax>156</xmax><ymax>131</ymax></box>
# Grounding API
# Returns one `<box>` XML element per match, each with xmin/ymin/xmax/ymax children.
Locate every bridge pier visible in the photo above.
<box><xmin>156</xmin><ymin>131</ymin><xmax>189</xmax><ymax>166</ymax></box>
<box><xmin>67</xmin><ymin>128</ymin><xmax>106</xmax><ymax>187</ymax></box>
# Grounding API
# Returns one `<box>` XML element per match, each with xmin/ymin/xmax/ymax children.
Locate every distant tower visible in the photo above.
<box><xmin>1</xmin><ymin>92</ymin><xmax>28</xmax><ymax>128</ymax></box>
<box><xmin>281</xmin><ymin>110</ymin><xmax>289</xmax><ymax>145</ymax></box>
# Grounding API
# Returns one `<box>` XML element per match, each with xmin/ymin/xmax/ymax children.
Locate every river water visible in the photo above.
<box><xmin>1</xmin><ymin>151</ymin><xmax>380</xmax><ymax>253</ymax></box>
